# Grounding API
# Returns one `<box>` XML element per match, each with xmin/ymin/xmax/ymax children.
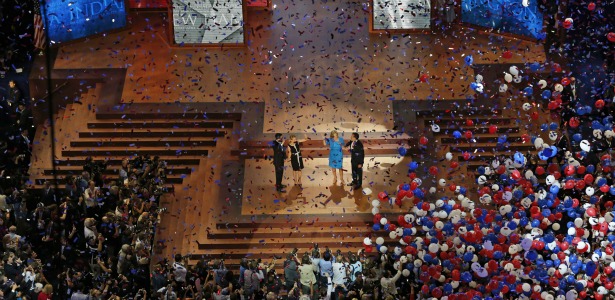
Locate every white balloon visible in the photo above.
<box><xmin>522</xmin><ymin>0</ymin><xmax>529</xmax><ymax>7</ymax></box>
<box><xmin>475</xmin><ymin>74</ymin><xmax>483</xmax><ymax>83</ymax></box>
<box><xmin>574</xmin><ymin>218</ymin><xmax>584</xmax><ymax>228</ymax></box>
<box><xmin>538</xmin><ymin>79</ymin><xmax>547</xmax><ymax>89</ymax></box>
<box><xmin>513</xmin><ymin>75</ymin><xmax>522</xmax><ymax>83</ymax></box>
<box><xmin>504</xmin><ymin>73</ymin><xmax>513</xmax><ymax>83</ymax></box>
<box><xmin>546</xmin><ymin>175</ymin><xmax>555</xmax><ymax>185</ymax></box>
<box><xmin>554</xmin><ymin>83</ymin><xmax>564</xmax><ymax>92</ymax></box>
<box><xmin>371</xmin><ymin>199</ymin><xmax>380</xmax><ymax>207</ymax></box>
<box><xmin>509</xmin><ymin>66</ymin><xmax>519</xmax><ymax>76</ymax></box>
<box><xmin>376</xmin><ymin>237</ymin><xmax>385</xmax><ymax>245</ymax></box>
<box><xmin>580</xmin><ymin>140</ymin><xmax>591</xmax><ymax>152</ymax></box>
<box><xmin>548</xmin><ymin>131</ymin><xmax>558</xmax><ymax>141</ymax></box>
<box><xmin>371</xmin><ymin>207</ymin><xmax>380</xmax><ymax>215</ymax></box>
<box><xmin>439</xmin><ymin>179</ymin><xmax>447</xmax><ymax>186</ymax></box>
<box><xmin>363</xmin><ymin>238</ymin><xmax>372</xmax><ymax>245</ymax></box>
<box><xmin>478</xmin><ymin>175</ymin><xmax>487</xmax><ymax>185</ymax></box>
<box><xmin>431</xmin><ymin>124</ymin><xmax>441</xmax><ymax>133</ymax></box>
<box><xmin>389</xmin><ymin>231</ymin><xmax>398</xmax><ymax>239</ymax></box>
<box><xmin>379</xmin><ymin>246</ymin><xmax>388</xmax><ymax>253</ymax></box>
<box><xmin>499</xmin><ymin>83</ymin><xmax>508</xmax><ymax>92</ymax></box>
<box><xmin>586</xmin><ymin>187</ymin><xmax>595</xmax><ymax>196</ymax></box>
<box><xmin>522</xmin><ymin>102</ymin><xmax>532</xmax><ymax>111</ymax></box>
<box><xmin>363</xmin><ymin>187</ymin><xmax>372</xmax><ymax>195</ymax></box>
<box><xmin>380</xmin><ymin>218</ymin><xmax>388</xmax><ymax>226</ymax></box>
<box><xmin>402</xmin><ymin>269</ymin><xmax>410</xmax><ymax>277</ymax></box>
<box><xmin>428</xmin><ymin>243</ymin><xmax>439</xmax><ymax>253</ymax></box>
<box><xmin>429</xmin><ymin>187</ymin><xmax>437</xmax><ymax>194</ymax></box>
<box><xmin>445</xmin><ymin>152</ymin><xmax>453</xmax><ymax>161</ymax></box>
<box><xmin>475</xmin><ymin>83</ymin><xmax>484</xmax><ymax>93</ymax></box>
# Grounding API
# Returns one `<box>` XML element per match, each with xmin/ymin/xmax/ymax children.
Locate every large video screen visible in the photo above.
<box><xmin>372</xmin><ymin>0</ymin><xmax>431</xmax><ymax>30</ymax></box>
<box><xmin>171</xmin><ymin>0</ymin><xmax>244</xmax><ymax>44</ymax></box>
<box><xmin>42</xmin><ymin>0</ymin><xmax>127</xmax><ymax>43</ymax></box>
<box><xmin>461</xmin><ymin>0</ymin><xmax>543</xmax><ymax>39</ymax></box>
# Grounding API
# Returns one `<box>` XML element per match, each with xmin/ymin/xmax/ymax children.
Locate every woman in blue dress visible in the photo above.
<box><xmin>323</xmin><ymin>130</ymin><xmax>344</xmax><ymax>185</ymax></box>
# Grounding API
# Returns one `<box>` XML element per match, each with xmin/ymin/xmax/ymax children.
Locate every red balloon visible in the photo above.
<box><xmin>419</xmin><ymin>73</ymin><xmax>429</xmax><ymax>82</ymax></box>
<box><xmin>569</xmin><ymin>117</ymin><xmax>580</xmax><ymax>128</ymax></box>
<box><xmin>466</xmin><ymin>119</ymin><xmax>474</xmax><ymax>126</ymax></box>
<box><xmin>452</xmin><ymin>269</ymin><xmax>460</xmax><ymax>281</ymax></box>
<box><xmin>584</xmin><ymin>174</ymin><xmax>594</xmax><ymax>184</ymax></box>
<box><xmin>565</xmin><ymin>165</ymin><xmax>575</xmax><ymax>176</ymax></box>
<box><xmin>588</xmin><ymin>2</ymin><xmax>596</xmax><ymax>10</ymax></box>
<box><xmin>577</xmin><ymin>165</ymin><xmax>587</xmax><ymax>174</ymax></box>
<box><xmin>521</xmin><ymin>133</ymin><xmax>531</xmax><ymax>143</ymax></box>
<box><xmin>429</xmin><ymin>166</ymin><xmax>439</xmax><ymax>176</ymax></box>
<box><xmin>419</xmin><ymin>136</ymin><xmax>428</xmax><ymax>145</ymax></box>
<box><xmin>510</xmin><ymin>170</ymin><xmax>521</xmax><ymax>180</ymax></box>
<box><xmin>608</xmin><ymin>32</ymin><xmax>615</xmax><ymax>43</ymax></box>
<box><xmin>378</xmin><ymin>191</ymin><xmax>388</xmax><ymax>201</ymax></box>
<box><xmin>575</xmin><ymin>180</ymin><xmax>586</xmax><ymax>190</ymax></box>
<box><xmin>450</xmin><ymin>161</ymin><xmax>459</xmax><ymax>169</ymax></box>
<box><xmin>449</xmin><ymin>184</ymin><xmax>457</xmax><ymax>191</ymax></box>
<box><xmin>464</xmin><ymin>130</ymin><xmax>473</xmax><ymax>139</ymax></box>
<box><xmin>561</xmin><ymin>77</ymin><xmax>571</xmax><ymax>86</ymax></box>
<box><xmin>431</xmin><ymin>287</ymin><xmax>443</xmax><ymax>298</ymax></box>
<box><xmin>463</xmin><ymin>152</ymin><xmax>471</xmax><ymax>160</ymax></box>
<box><xmin>587</xmin><ymin>207</ymin><xmax>597</xmax><ymax>217</ymax></box>
<box><xmin>489</xmin><ymin>125</ymin><xmax>497</xmax><ymax>134</ymax></box>
<box><xmin>563</xmin><ymin>19</ymin><xmax>573</xmax><ymax>29</ymax></box>
<box><xmin>601</xmin><ymin>185</ymin><xmax>610</xmax><ymax>193</ymax></box>
<box><xmin>535</xmin><ymin>166</ymin><xmax>545</xmax><ymax>175</ymax></box>
<box><xmin>531</xmin><ymin>112</ymin><xmax>539</xmax><ymax>120</ymax></box>
<box><xmin>502</xmin><ymin>50</ymin><xmax>513</xmax><ymax>59</ymax></box>
<box><xmin>596</xmin><ymin>99</ymin><xmax>605</xmax><ymax>109</ymax></box>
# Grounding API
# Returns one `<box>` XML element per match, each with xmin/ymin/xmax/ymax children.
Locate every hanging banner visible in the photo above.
<box><xmin>41</xmin><ymin>0</ymin><xmax>127</xmax><ymax>43</ymax></box>
<box><xmin>461</xmin><ymin>0</ymin><xmax>544</xmax><ymax>39</ymax></box>
<box><xmin>171</xmin><ymin>0</ymin><xmax>245</xmax><ymax>45</ymax></box>
<box><xmin>372</xmin><ymin>0</ymin><xmax>431</xmax><ymax>30</ymax></box>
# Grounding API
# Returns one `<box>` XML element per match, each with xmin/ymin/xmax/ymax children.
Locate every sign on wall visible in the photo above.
<box><xmin>42</xmin><ymin>0</ymin><xmax>127</xmax><ymax>43</ymax></box>
<box><xmin>372</xmin><ymin>0</ymin><xmax>431</xmax><ymax>30</ymax></box>
<box><xmin>171</xmin><ymin>0</ymin><xmax>244</xmax><ymax>44</ymax></box>
<box><xmin>461</xmin><ymin>0</ymin><xmax>544</xmax><ymax>39</ymax></box>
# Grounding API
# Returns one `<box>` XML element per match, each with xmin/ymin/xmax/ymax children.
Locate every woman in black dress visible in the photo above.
<box><xmin>286</xmin><ymin>135</ymin><xmax>304</xmax><ymax>187</ymax></box>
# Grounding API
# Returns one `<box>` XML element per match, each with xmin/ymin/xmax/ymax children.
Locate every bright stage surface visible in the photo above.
<box><xmin>241</xmin><ymin>156</ymin><xmax>415</xmax><ymax>215</ymax></box>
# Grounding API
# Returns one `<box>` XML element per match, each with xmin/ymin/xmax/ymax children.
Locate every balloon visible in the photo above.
<box><xmin>363</xmin><ymin>238</ymin><xmax>372</xmax><ymax>245</ymax></box>
<box><xmin>563</xmin><ymin>18</ymin><xmax>573</xmax><ymax>29</ymax></box>
<box><xmin>588</xmin><ymin>2</ymin><xmax>596</xmax><ymax>10</ymax></box>
<box><xmin>509</xmin><ymin>66</ymin><xmax>519</xmax><ymax>76</ymax></box>
<box><xmin>419</xmin><ymin>73</ymin><xmax>429</xmax><ymax>82</ymax></box>
<box><xmin>609</xmin><ymin>32</ymin><xmax>615</xmax><ymax>43</ymax></box>
<box><xmin>398</xmin><ymin>147</ymin><xmax>407</xmax><ymax>156</ymax></box>
<box><xmin>580</xmin><ymin>140</ymin><xmax>591</xmax><ymax>152</ymax></box>
<box><xmin>596</xmin><ymin>99</ymin><xmax>605</xmax><ymax>109</ymax></box>
<box><xmin>465</xmin><ymin>55</ymin><xmax>473</xmax><ymax>66</ymax></box>
<box><xmin>419</xmin><ymin>136</ymin><xmax>428</xmax><ymax>145</ymax></box>
<box><xmin>363</xmin><ymin>188</ymin><xmax>372</xmax><ymax>195</ymax></box>
<box><xmin>504</xmin><ymin>73</ymin><xmax>513</xmax><ymax>83</ymax></box>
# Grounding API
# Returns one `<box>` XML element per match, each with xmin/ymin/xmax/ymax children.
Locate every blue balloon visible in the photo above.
<box><xmin>423</xmin><ymin>254</ymin><xmax>432</xmax><ymax>263</ymax></box>
<box><xmin>592</xmin><ymin>120</ymin><xmax>603</xmax><ymax>130</ymax></box>
<box><xmin>610</xmin><ymin>187</ymin><xmax>615</xmax><ymax>196</ymax></box>
<box><xmin>470</xmin><ymin>82</ymin><xmax>478</xmax><ymax>90</ymax></box>
<box><xmin>498</xmin><ymin>135</ymin><xmax>507</xmax><ymax>143</ymax></box>
<box><xmin>465</xmin><ymin>55</ymin><xmax>473</xmax><ymax>66</ymax></box>
<box><xmin>477</xmin><ymin>166</ymin><xmax>485</xmax><ymax>175</ymax></box>
<box><xmin>586</xmin><ymin>261</ymin><xmax>597</xmax><ymax>275</ymax></box>
<box><xmin>549</xmin><ymin>122</ymin><xmax>558</xmax><ymax>130</ymax></box>
<box><xmin>463</xmin><ymin>252</ymin><xmax>474</xmax><ymax>262</ymax></box>
<box><xmin>402</xmin><ymin>183</ymin><xmax>410</xmax><ymax>191</ymax></box>
<box><xmin>540</xmin><ymin>124</ymin><xmax>549</xmax><ymax>132</ymax></box>
<box><xmin>541</xmin><ymin>89</ymin><xmax>551</xmax><ymax>99</ymax></box>
<box><xmin>409</xmin><ymin>162</ymin><xmax>418</xmax><ymax>170</ymax></box>
<box><xmin>398</xmin><ymin>147</ymin><xmax>407</xmax><ymax>156</ymax></box>
<box><xmin>587</xmin><ymin>165</ymin><xmax>596</xmax><ymax>173</ymax></box>
<box><xmin>384</xmin><ymin>224</ymin><xmax>390</xmax><ymax>231</ymax></box>
<box><xmin>526</xmin><ymin>250</ymin><xmax>538</xmax><ymax>261</ymax></box>
<box><xmin>508</xmin><ymin>221</ymin><xmax>518</xmax><ymax>230</ymax></box>
<box><xmin>403</xmin><ymin>228</ymin><xmax>412</xmax><ymax>236</ymax></box>
<box><xmin>461</xmin><ymin>271</ymin><xmax>473</xmax><ymax>282</ymax></box>
<box><xmin>373</xmin><ymin>224</ymin><xmax>381</xmax><ymax>231</ymax></box>
<box><xmin>523</xmin><ymin>86</ymin><xmax>534</xmax><ymax>96</ymax></box>
<box><xmin>531</xmin><ymin>219</ymin><xmax>540</xmax><ymax>228</ymax></box>
<box><xmin>514</xmin><ymin>152</ymin><xmax>525</xmax><ymax>164</ymax></box>
<box><xmin>530</xmin><ymin>62</ymin><xmax>541</xmax><ymax>72</ymax></box>
<box><xmin>572</xmin><ymin>133</ymin><xmax>582</xmax><ymax>142</ymax></box>
<box><xmin>550</xmin><ymin>185</ymin><xmax>560</xmax><ymax>194</ymax></box>
<box><xmin>453</xmin><ymin>131</ymin><xmax>462</xmax><ymax>139</ymax></box>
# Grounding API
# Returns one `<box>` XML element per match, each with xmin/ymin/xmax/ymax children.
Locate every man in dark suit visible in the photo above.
<box><xmin>562</xmin><ymin>76</ymin><xmax>579</xmax><ymax>105</ymax></box>
<box><xmin>345</xmin><ymin>133</ymin><xmax>365</xmax><ymax>189</ymax></box>
<box><xmin>272</xmin><ymin>133</ymin><xmax>287</xmax><ymax>192</ymax></box>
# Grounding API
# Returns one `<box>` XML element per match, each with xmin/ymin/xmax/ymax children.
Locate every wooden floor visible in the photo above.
<box><xmin>28</xmin><ymin>0</ymin><xmax>557</xmax><ymax>272</ymax></box>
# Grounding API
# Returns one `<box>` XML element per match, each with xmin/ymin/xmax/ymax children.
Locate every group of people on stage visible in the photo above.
<box><xmin>272</xmin><ymin>131</ymin><xmax>364</xmax><ymax>193</ymax></box>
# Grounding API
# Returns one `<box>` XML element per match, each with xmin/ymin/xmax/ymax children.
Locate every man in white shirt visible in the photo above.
<box><xmin>380</xmin><ymin>262</ymin><xmax>403</xmax><ymax>298</ymax></box>
<box><xmin>331</xmin><ymin>255</ymin><xmax>348</xmax><ymax>294</ymax></box>
<box><xmin>173</xmin><ymin>254</ymin><xmax>187</xmax><ymax>286</ymax></box>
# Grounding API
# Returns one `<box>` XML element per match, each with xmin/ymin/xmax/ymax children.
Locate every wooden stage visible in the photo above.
<box><xmin>28</xmin><ymin>0</ymin><xmax>549</xmax><ymax>270</ymax></box>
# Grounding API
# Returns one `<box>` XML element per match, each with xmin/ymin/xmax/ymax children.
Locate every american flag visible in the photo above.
<box><xmin>33</xmin><ymin>0</ymin><xmax>46</xmax><ymax>49</ymax></box>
